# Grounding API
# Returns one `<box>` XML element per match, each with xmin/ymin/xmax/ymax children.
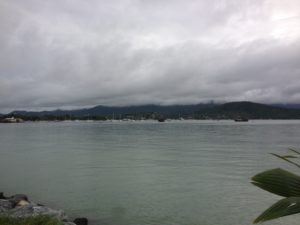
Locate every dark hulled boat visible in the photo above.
<box><xmin>234</xmin><ymin>117</ymin><xmax>248</xmax><ymax>122</ymax></box>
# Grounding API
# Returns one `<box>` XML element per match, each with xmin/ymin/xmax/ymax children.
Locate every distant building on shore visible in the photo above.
<box><xmin>0</xmin><ymin>117</ymin><xmax>24</xmax><ymax>123</ymax></box>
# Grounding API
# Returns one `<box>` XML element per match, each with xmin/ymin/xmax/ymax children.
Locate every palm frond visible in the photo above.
<box><xmin>254</xmin><ymin>197</ymin><xmax>300</xmax><ymax>223</ymax></box>
<box><xmin>271</xmin><ymin>153</ymin><xmax>300</xmax><ymax>168</ymax></box>
<box><xmin>288</xmin><ymin>148</ymin><xmax>300</xmax><ymax>155</ymax></box>
<box><xmin>280</xmin><ymin>155</ymin><xmax>299</xmax><ymax>159</ymax></box>
<box><xmin>252</xmin><ymin>168</ymin><xmax>300</xmax><ymax>197</ymax></box>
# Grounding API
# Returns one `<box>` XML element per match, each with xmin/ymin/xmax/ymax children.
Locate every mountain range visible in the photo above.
<box><xmin>3</xmin><ymin>101</ymin><xmax>300</xmax><ymax>120</ymax></box>
<box><xmin>195</xmin><ymin>102</ymin><xmax>300</xmax><ymax>119</ymax></box>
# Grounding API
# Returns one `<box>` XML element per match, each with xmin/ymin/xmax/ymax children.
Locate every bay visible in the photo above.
<box><xmin>1</xmin><ymin>120</ymin><xmax>300</xmax><ymax>225</ymax></box>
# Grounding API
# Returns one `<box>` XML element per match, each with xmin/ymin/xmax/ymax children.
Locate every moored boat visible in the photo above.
<box><xmin>234</xmin><ymin>117</ymin><xmax>248</xmax><ymax>122</ymax></box>
<box><xmin>0</xmin><ymin>117</ymin><xmax>24</xmax><ymax>123</ymax></box>
<box><xmin>158</xmin><ymin>118</ymin><xmax>166</xmax><ymax>122</ymax></box>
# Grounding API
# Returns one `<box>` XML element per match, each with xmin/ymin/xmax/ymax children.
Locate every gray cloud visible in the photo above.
<box><xmin>0</xmin><ymin>0</ymin><xmax>300</xmax><ymax>112</ymax></box>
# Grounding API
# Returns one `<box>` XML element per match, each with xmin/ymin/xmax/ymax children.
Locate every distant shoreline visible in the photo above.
<box><xmin>2</xmin><ymin>101</ymin><xmax>300</xmax><ymax>121</ymax></box>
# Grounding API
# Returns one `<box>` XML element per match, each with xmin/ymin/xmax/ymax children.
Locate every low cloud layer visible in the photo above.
<box><xmin>1</xmin><ymin>0</ymin><xmax>300</xmax><ymax>112</ymax></box>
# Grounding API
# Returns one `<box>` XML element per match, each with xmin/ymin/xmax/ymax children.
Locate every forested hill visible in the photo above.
<box><xmin>4</xmin><ymin>101</ymin><xmax>300</xmax><ymax>120</ymax></box>
<box><xmin>7</xmin><ymin>104</ymin><xmax>215</xmax><ymax>120</ymax></box>
<box><xmin>196</xmin><ymin>101</ymin><xmax>300</xmax><ymax>119</ymax></box>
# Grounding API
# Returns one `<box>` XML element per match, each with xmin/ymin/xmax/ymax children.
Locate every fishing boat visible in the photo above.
<box><xmin>0</xmin><ymin>117</ymin><xmax>24</xmax><ymax>123</ymax></box>
<box><xmin>158</xmin><ymin>118</ymin><xmax>166</xmax><ymax>122</ymax></box>
<box><xmin>234</xmin><ymin>117</ymin><xmax>248</xmax><ymax>122</ymax></box>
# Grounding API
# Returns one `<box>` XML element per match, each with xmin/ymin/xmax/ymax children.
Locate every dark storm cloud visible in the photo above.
<box><xmin>0</xmin><ymin>0</ymin><xmax>300</xmax><ymax>112</ymax></box>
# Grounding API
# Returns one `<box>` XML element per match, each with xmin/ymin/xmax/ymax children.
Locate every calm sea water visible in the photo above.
<box><xmin>1</xmin><ymin>120</ymin><xmax>300</xmax><ymax>225</ymax></box>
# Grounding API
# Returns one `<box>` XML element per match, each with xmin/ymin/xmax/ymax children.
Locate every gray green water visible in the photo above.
<box><xmin>1</xmin><ymin>120</ymin><xmax>300</xmax><ymax>225</ymax></box>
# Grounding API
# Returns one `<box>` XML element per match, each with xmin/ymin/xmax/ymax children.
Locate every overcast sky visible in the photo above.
<box><xmin>0</xmin><ymin>0</ymin><xmax>300</xmax><ymax>113</ymax></box>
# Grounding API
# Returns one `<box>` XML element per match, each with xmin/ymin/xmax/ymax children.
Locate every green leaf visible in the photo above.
<box><xmin>254</xmin><ymin>197</ymin><xmax>300</xmax><ymax>223</ymax></box>
<box><xmin>281</xmin><ymin>155</ymin><xmax>299</xmax><ymax>159</ymax></box>
<box><xmin>252</xmin><ymin>168</ymin><xmax>300</xmax><ymax>197</ymax></box>
<box><xmin>271</xmin><ymin>153</ymin><xmax>300</xmax><ymax>168</ymax></box>
<box><xmin>288</xmin><ymin>148</ymin><xmax>300</xmax><ymax>155</ymax></box>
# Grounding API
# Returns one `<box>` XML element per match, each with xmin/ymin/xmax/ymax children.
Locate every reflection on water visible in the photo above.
<box><xmin>1</xmin><ymin>120</ymin><xmax>300</xmax><ymax>225</ymax></box>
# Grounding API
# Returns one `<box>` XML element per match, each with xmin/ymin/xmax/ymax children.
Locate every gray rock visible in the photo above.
<box><xmin>8</xmin><ymin>205</ymin><xmax>34</xmax><ymax>217</ymax></box>
<box><xmin>1</xmin><ymin>193</ymin><xmax>80</xmax><ymax>225</ymax></box>
<box><xmin>32</xmin><ymin>205</ymin><xmax>68</xmax><ymax>220</ymax></box>
<box><xmin>0</xmin><ymin>199</ymin><xmax>13</xmax><ymax>212</ymax></box>
<box><xmin>7</xmin><ymin>204</ymin><xmax>68</xmax><ymax>220</ymax></box>
<box><xmin>9</xmin><ymin>194</ymin><xmax>28</xmax><ymax>201</ymax></box>
<box><xmin>8</xmin><ymin>194</ymin><xmax>28</xmax><ymax>207</ymax></box>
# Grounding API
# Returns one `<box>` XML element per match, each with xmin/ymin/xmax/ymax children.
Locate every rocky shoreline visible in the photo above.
<box><xmin>0</xmin><ymin>192</ymin><xmax>88</xmax><ymax>225</ymax></box>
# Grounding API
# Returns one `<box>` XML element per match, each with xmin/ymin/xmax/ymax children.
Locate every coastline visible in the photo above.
<box><xmin>0</xmin><ymin>192</ymin><xmax>87</xmax><ymax>225</ymax></box>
